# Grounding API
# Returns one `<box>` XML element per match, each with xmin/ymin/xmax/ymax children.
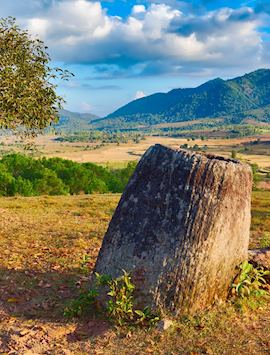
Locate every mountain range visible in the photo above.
<box><xmin>93</xmin><ymin>69</ymin><xmax>270</xmax><ymax>128</ymax></box>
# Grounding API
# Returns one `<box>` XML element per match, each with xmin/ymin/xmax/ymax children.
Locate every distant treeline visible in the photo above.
<box><xmin>0</xmin><ymin>154</ymin><xmax>137</xmax><ymax>196</ymax></box>
<box><xmin>55</xmin><ymin>131</ymin><xmax>145</xmax><ymax>144</ymax></box>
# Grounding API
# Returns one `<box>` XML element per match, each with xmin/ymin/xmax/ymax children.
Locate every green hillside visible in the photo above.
<box><xmin>54</xmin><ymin>109</ymin><xmax>99</xmax><ymax>132</ymax></box>
<box><xmin>96</xmin><ymin>69</ymin><xmax>270</xmax><ymax>128</ymax></box>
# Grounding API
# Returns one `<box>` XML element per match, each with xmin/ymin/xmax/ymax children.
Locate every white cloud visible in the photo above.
<box><xmin>135</xmin><ymin>91</ymin><xmax>146</xmax><ymax>99</ymax></box>
<box><xmin>132</xmin><ymin>5</ymin><xmax>146</xmax><ymax>15</ymax></box>
<box><xmin>6</xmin><ymin>0</ymin><xmax>269</xmax><ymax>76</ymax></box>
<box><xmin>80</xmin><ymin>102</ymin><xmax>93</xmax><ymax>112</ymax></box>
<box><xmin>28</xmin><ymin>1</ymin><xmax>114</xmax><ymax>43</ymax></box>
<box><xmin>28</xmin><ymin>18</ymin><xmax>48</xmax><ymax>38</ymax></box>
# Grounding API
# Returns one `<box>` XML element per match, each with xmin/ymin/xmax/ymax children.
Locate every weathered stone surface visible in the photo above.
<box><xmin>94</xmin><ymin>144</ymin><xmax>252</xmax><ymax>315</ymax></box>
<box><xmin>248</xmin><ymin>247</ymin><xmax>270</xmax><ymax>283</ymax></box>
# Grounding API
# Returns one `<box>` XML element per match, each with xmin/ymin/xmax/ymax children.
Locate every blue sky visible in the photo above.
<box><xmin>1</xmin><ymin>0</ymin><xmax>269</xmax><ymax>116</ymax></box>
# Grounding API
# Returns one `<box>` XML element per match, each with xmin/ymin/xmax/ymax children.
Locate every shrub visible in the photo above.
<box><xmin>0</xmin><ymin>153</ymin><xmax>136</xmax><ymax>196</ymax></box>
<box><xmin>34</xmin><ymin>169</ymin><xmax>69</xmax><ymax>196</ymax></box>
<box><xmin>0</xmin><ymin>168</ymin><xmax>15</xmax><ymax>196</ymax></box>
<box><xmin>14</xmin><ymin>176</ymin><xmax>34</xmax><ymax>196</ymax></box>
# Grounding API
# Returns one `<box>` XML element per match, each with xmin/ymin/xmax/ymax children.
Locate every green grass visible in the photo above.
<box><xmin>98</xmin><ymin>161</ymin><xmax>133</xmax><ymax>169</ymax></box>
<box><xmin>251</xmin><ymin>190</ymin><xmax>270</xmax><ymax>248</ymax></box>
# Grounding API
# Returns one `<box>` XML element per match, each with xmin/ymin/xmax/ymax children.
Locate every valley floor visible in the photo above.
<box><xmin>0</xmin><ymin>193</ymin><xmax>269</xmax><ymax>354</ymax></box>
<box><xmin>1</xmin><ymin>133</ymin><xmax>270</xmax><ymax>169</ymax></box>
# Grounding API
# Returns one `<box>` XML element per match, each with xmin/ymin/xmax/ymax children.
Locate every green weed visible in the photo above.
<box><xmin>231</xmin><ymin>261</ymin><xmax>269</xmax><ymax>298</ymax></box>
<box><xmin>80</xmin><ymin>254</ymin><xmax>91</xmax><ymax>274</ymax></box>
<box><xmin>63</xmin><ymin>289</ymin><xmax>98</xmax><ymax>318</ymax></box>
<box><xmin>105</xmin><ymin>270</ymin><xmax>135</xmax><ymax>326</ymax></box>
<box><xmin>260</xmin><ymin>233</ymin><xmax>270</xmax><ymax>248</ymax></box>
<box><xmin>64</xmin><ymin>270</ymin><xmax>160</xmax><ymax>327</ymax></box>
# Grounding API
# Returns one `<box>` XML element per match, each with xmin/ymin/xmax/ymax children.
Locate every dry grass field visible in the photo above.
<box><xmin>0</xmin><ymin>129</ymin><xmax>269</xmax><ymax>353</ymax></box>
<box><xmin>1</xmin><ymin>133</ymin><xmax>270</xmax><ymax>169</ymax></box>
<box><xmin>0</xmin><ymin>192</ymin><xmax>269</xmax><ymax>354</ymax></box>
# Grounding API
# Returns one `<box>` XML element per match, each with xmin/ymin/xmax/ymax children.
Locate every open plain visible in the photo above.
<box><xmin>1</xmin><ymin>133</ymin><xmax>270</xmax><ymax>169</ymax></box>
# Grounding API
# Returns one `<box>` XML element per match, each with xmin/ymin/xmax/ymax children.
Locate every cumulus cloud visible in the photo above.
<box><xmin>10</xmin><ymin>0</ymin><xmax>270</xmax><ymax>77</ymax></box>
<box><xmin>135</xmin><ymin>90</ymin><xmax>146</xmax><ymax>99</ymax></box>
<box><xmin>132</xmin><ymin>5</ymin><xmax>146</xmax><ymax>14</ymax></box>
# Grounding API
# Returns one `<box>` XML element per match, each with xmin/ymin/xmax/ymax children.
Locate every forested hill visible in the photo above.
<box><xmin>101</xmin><ymin>69</ymin><xmax>270</xmax><ymax>126</ymax></box>
<box><xmin>54</xmin><ymin>109</ymin><xmax>99</xmax><ymax>132</ymax></box>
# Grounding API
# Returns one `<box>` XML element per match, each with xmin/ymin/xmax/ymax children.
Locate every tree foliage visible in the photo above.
<box><xmin>0</xmin><ymin>17</ymin><xmax>72</xmax><ymax>136</ymax></box>
<box><xmin>0</xmin><ymin>153</ymin><xmax>137</xmax><ymax>196</ymax></box>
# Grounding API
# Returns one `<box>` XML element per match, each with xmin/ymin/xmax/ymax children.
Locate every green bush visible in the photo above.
<box><xmin>14</xmin><ymin>177</ymin><xmax>34</xmax><ymax>196</ymax></box>
<box><xmin>34</xmin><ymin>169</ymin><xmax>69</xmax><ymax>196</ymax></box>
<box><xmin>0</xmin><ymin>167</ymin><xmax>15</xmax><ymax>196</ymax></box>
<box><xmin>0</xmin><ymin>153</ymin><xmax>137</xmax><ymax>196</ymax></box>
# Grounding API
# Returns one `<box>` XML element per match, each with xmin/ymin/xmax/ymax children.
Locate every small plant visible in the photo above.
<box><xmin>95</xmin><ymin>272</ymin><xmax>112</xmax><ymax>286</ymax></box>
<box><xmin>64</xmin><ymin>289</ymin><xmax>98</xmax><ymax>318</ymax></box>
<box><xmin>231</xmin><ymin>261</ymin><xmax>269</xmax><ymax>298</ymax></box>
<box><xmin>134</xmin><ymin>307</ymin><xmax>160</xmax><ymax>327</ymax></box>
<box><xmin>64</xmin><ymin>271</ymin><xmax>160</xmax><ymax>327</ymax></box>
<box><xmin>231</xmin><ymin>150</ymin><xmax>237</xmax><ymax>159</ymax></box>
<box><xmin>260</xmin><ymin>233</ymin><xmax>270</xmax><ymax>248</ymax></box>
<box><xmin>102</xmin><ymin>270</ymin><xmax>160</xmax><ymax>327</ymax></box>
<box><xmin>250</xmin><ymin>163</ymin><xmax>262</xmax><ymax>190</ymax></box>
<box><xmin>106</xmin><ymin>270</ymin><xmax>135</xmax><ymax>325</ymax></box>
<box><xmin>80</xmin><ymin>254</ymin><xmax>91</xmax><ymax>274</ymax></box>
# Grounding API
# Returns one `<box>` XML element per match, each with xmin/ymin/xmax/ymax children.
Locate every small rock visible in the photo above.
<box><xmin>19</xmin><ymin>329</ymin><xmax>30</xmax><ymax>337</ymax></box>
<box><xmin>248</xmin><ymin>247</ymin><xmax>270</xmax><ymax>283</ymax></box>
<box><xmin>157</xmin><ymin>318</ymin><xmax>174</xmax><ymax>331</ymax></box>
<box><xmin>248</xmin><ymin>247</ymin><xmax>270</xmax><ymax>269</ymax></box>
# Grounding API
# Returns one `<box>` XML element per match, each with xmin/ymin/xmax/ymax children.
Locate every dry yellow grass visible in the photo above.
<box><xmin>1</xmin><ymin>134</ymin><xmax>270</xmax><ymax>168</ymax></box>
<box><xmin>0</xmin><ymin>192</ymin><xmax>269</xmax><ymax>353</ymax></box>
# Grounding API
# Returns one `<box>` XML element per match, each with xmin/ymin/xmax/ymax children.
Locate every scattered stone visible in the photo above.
<box><xmin>248</xmin><ymin>247</ymin><xmax>270</xmax><ymax>283</ymax></box>
<box><xmin>156</xmin><ymin>319</ymin><xmax>174</xmax><ymax>331</ymax></box>
<box><xmin>94</xmin><ymin>145</ymin><xmax>252</xmax><ymax>315</ymax></box>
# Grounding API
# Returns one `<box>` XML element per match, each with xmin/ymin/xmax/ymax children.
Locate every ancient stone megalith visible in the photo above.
<box><xmin>94</xmin><ymin>144</ymin><xmax>252</xmax><ymax>314</ymax></box>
